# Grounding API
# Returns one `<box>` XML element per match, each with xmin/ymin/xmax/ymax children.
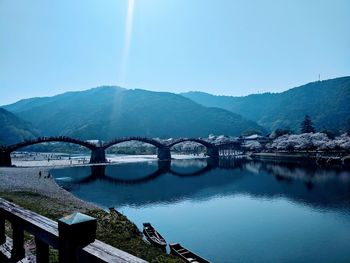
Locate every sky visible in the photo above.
<box><xmin>1</xmin><ymin>0</ymin><xmax>349</xmax><ymax>105</ymax></box>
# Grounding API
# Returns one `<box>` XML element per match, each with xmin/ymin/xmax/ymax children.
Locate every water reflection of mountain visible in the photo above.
<box><xmin>52</xmin><ymin>158</ymin><xmax>350</xmax><ymax>210</ymax></box>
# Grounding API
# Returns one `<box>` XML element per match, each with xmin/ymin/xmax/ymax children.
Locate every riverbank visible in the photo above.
<box><xmin>10</xmin><ymin>152</ymin><xmax>203</xmax><ymax>167</ymax></box>
<box><xmin>250</xmin><ymin>152</ymin><xmax>350</xmax><ymax>166</ymax></box>
<box><xmin>0</xmin><ymin>165</ymin><xmax>181</xmax><ymax>262</ymax></box>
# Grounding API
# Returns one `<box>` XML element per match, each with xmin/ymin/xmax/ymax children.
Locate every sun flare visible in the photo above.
<box><xmin>119</xmin><ymin>0</ymin><xmax>135</xmax><ymax>85</ymax></box>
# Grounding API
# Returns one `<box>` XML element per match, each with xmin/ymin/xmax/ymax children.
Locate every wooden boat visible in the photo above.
<box><xmin>142</xmin><ymin>223</ymin><xmax>167</xmax><ymax>247</ymax></box>
<box><xmin>169</xmin><ymin>243</ymin><xmax>210</xmax><ymax>263</ymax></box>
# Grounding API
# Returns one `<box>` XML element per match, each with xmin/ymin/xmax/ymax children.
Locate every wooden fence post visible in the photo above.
<box><xmin>35</xmin><ymin>237</ymin><xmax>49</xmax><ymax>263</ymax></box>
<box><xmin>0</xmin><ymin>217</ymin><xmax>5</xmax><ymax>245</ymax></box>
<box><xmin>11</xmin><ymin>223</ymin><xmax>25</xmax><ymax>261</ymax></box>
<box><xmin>58</xmin><ymin>212</ymin><xmax>97</xmax><ymax>263</ymax></box>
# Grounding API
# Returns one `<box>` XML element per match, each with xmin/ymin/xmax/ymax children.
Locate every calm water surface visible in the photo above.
<box><xmin>52</xmin><ymin>158</ymin><xmax>350</xmax><ymax>263</ymax></box>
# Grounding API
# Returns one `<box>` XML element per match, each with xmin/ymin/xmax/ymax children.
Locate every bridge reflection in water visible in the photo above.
<box><xmin>65</xmin><ymin>157</ymin><xmax>233</xmax><ymax>185</ymax></box>
<box><xmin>52</xmin><ymin>158</ymin><xmax>350</xmax><ymax>211</ymax></box>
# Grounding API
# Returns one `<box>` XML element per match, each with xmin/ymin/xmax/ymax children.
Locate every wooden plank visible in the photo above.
<box><xmin>80</xmin><ymin>240</ymin><xmax>148</xmax><ymax>263</ymax></box>
<box><xmin>0</xmin><ymin>198</ymin><xmax>59</xmax><ymax>248</ymax></box>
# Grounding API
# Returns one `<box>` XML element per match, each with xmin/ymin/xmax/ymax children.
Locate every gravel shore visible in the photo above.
<box><xmin>0</xmin><ymin>166</ymin><xmax>96</xmax><ymax>210</ymax></box>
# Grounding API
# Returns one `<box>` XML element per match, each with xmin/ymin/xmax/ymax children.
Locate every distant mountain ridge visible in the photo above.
<box><xmin>3</xmin><ymin>76</ymin><xmax>349</xmax><ymax>142</ymax></box>
<box><xmin>0</xmin><ymin>108</ymin><xmax>39</xmax><ymax>145</ymax></box>
<box><xmin>182</xmin><ymin>77</ymin><xmax>350</xmax><ymax>132</ymax></box>
<box><xmin>3</xmin><ymin>86</ymin><xmax>264</xmax><ymax>140</ymax></box>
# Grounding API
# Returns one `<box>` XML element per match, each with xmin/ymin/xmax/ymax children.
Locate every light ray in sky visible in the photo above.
<box><xmin>118</xmin><ymin>0</ymin><xmax>135</xmax><ymax>86</ymax></box>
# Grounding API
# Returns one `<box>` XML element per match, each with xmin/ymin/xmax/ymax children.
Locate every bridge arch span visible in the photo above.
<box><xmin>167</xmin><ymin>138</ymin><xmax>219</xmax><ymax>158</ymax></box>
<box><xmin>102</xmin><ymin>137</ymin><xmax>165</xmax><ymax>150</ymax></box>
<box><xmin>0</xmin><ymin>137</ymin><xmax>103</xmax><ymax>166</ymax></box>
<box><xmin>103</xmin><ymin>137</ymin><xmax>170</xmax><ymax>160</ymax></box>
<box><xmin>6</xmin><ymin>136</ymin><xmax>98</xmax><ymax>152</ymax></box>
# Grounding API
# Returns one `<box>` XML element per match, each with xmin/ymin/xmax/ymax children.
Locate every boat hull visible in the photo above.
<box><xmin>142</xmin><ymin>223</ymin><xmax>167</xmax><ymax>248</ymax></box>
<box><xmin>169</xmin><ymin>243</ymin><xmax>210</xmax><ymax>263</ymax></box>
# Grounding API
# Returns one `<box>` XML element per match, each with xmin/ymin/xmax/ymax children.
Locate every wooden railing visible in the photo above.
<box><xmin>0</xmin><ymin>198</ymin><xmax>147</xmax><ymax>263</ymax></box>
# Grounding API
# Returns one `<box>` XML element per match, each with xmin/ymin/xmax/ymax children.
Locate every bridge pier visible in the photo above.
<box><xmin>157</xmin><ymin>147</ymin><xmax>171</xmax><ymax>161</ymax></box>
<box><xmin>206</xmin><ymin>147</ymin><xmax>219</xmax><ymax>158</ymax></box>
<box><xmin>90</xmin><ymin>147</ymin><xmax>106</xmax><ymax>164</ymax></box>
<box><xmin>0</xmin><ymin>151</ymin><xmax>12</xmax><ymax>167</ymax></box>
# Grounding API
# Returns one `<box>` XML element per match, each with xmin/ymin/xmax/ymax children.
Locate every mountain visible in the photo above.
<box><xmin>182</xmin><ymin>77</ymin><xmax>350</xmax><ymax>132</ymax></box>
<box><xmin>3</xmin><ymin>86</ymin><xmax>264</xmax><ymax>139</ymax></box>
<box><xmin>0</xmin><ymin>108</ymin><xmax>39</xmax><ymax>145</ymax></box>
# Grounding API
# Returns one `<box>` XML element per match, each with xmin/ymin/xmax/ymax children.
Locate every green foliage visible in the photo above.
<box><xmin>0</xmin><ymin>108</ymin><xmax>39</xmax><ymax>145</ymax></box>
<box><xmin>0</xmin><ymin>191</ymin><xmax>87</xmax><ymax>220</ymax></box>
<box><xmin>182</xmin><ymin>76</ymin><xmax>350</xmax><ymax>132</ymax></box>
<box><xmin>4</xmin><ymin>86</ymin><xmax>265</xmax><ymax>139</ymax></box>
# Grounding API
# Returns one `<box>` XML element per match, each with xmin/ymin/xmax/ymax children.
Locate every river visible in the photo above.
<box><xmin>51</xmin><ymin>157</ymin><xmax>350</xmax><ymax>263</ymax></box>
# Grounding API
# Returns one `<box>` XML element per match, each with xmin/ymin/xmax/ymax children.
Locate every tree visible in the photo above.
<box><xmin>300</xmin><ymin>115</ymin><xmax>315</xmax><ymax>133</ymax></box>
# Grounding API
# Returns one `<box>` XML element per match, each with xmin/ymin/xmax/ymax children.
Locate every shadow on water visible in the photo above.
<box><xmin>52</xmin><ymin>157</ymin><xmax>350</xmax><ymax>211</ymax></box>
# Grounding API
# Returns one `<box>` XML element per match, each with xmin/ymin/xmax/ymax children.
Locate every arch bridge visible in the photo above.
<box><xmin>0</xmin><ymin>136</ymin><xmax>100</xmax><ymax>167</ymax></box>
<box><xmin>0</xmin><ymin>136</ymin><xmax>244</xmax><ymax>167</ymax></box>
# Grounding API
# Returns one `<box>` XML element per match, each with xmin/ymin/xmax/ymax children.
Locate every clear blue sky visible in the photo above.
<box><xmin>1</xmin><ymin>0</ymin><xmax>349</xmax><ymax>105</ymax></box>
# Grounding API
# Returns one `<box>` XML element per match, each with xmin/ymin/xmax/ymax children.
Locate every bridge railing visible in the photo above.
<box><xmin>0</xmin><ymin>198</ymin><xmax>147</xmax><ymax>263</ymax></box>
